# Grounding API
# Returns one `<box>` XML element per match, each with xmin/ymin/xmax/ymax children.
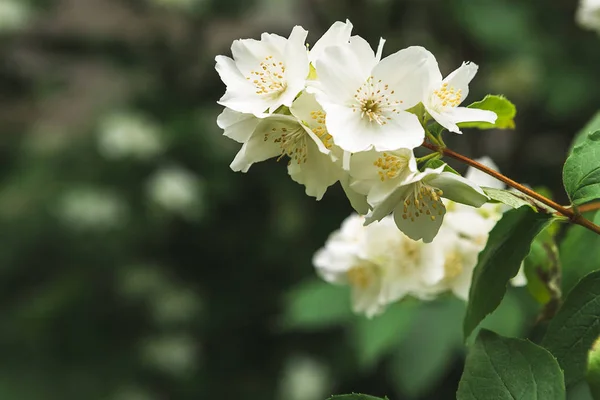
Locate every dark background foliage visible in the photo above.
<box><xmin>0</xmin><ymin>0</ymin><xmax>597</xmax><ymax>399</ymax></box>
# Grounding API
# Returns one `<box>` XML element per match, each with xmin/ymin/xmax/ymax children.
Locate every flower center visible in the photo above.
<box><xmin>401</xmin><ymin>183</ymin><xmax>445</xmax><ymax>222</ymax></box>
<box><xmin>264</xmin><ymin>125</ymin><xmax>308</xmax><ymax>164</ymax></box>
<box><xmin>246</xmin><ymin>55</ymin><xmax>287</xmax><ymax>97</ymax></box>
<box><xmin>346</xmin><ymin>263</ymin><xmax>376</xmax><ymax>289</ymax></box>
<box><xmin>373</xmin><ymin>152</ymin><xmax>409</xmax><ymax>181</ymax></box>
<box><xmin>433</xmin><ymin>82</ymin><xmax>462</xmax><ymax>108</ymax></box>
<box><xmin>443</xmin><ymin>250</ymin><xmax>464</xmax><ymax>280</ymax></box>
<box><xmin>351</xmin><ymin>76</ymin><xmax>403</xmax><ymax>125</ymax></box>
<box><xmin>309</xmin><ymin>110</ymin><xmax>333</xmax><ymax>149</ymax></box>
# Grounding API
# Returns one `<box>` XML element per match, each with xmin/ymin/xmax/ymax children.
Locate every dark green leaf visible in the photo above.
<box><xmin>560</xmin><ymin>211</ymin><xmax>600</xmax><ymax>293</ymax></box>
<box><xmin>280</xmin><ymin>280</ymin><xmax>353</xmax><ymax>330</ymax></box>
<box><xmin>542</xmin><ymin>270</ymin><xmax>600</xmax><ymax>386</ymax></box>
<box><xmin>563</xmin><ymin>130</ymin><xmax>600</xmax><ymax>206</ymax></box>
<box><xmin>463</xmin><ymin>207</ymin><xmax>553</xmax><ymax>339</ymax></box>
<box><xmin>423</xmin><ymin>159</ymin><xmax>459</xmax><ymax>175</ymax></box>
<box><xmin>570</xmin><ymin>111</ymin><xmax>600</xmax><ymax>154</ymax></box>
<box><xmin>352</xmin><ymin>300</ymin><xmax>417</xmax><ymax>369</ymax></box>
<box><xmin>457</xmin><ymin>329</ymin><xmax>565</xmax><ymax>400</ymax></box>
<box><xmin>524</xmin><ymin>227</ymin><xmax>561</xmax><ymax>306</ymax></box>
<box><xmin>482</xmin><ymin>187</ymin><xmax>553</xmax><ymax>212</ymax></box>
<box><xmin>458</xmin><ymin>95</ymin><xmax>516</xmax><ymax>130</ymax></box>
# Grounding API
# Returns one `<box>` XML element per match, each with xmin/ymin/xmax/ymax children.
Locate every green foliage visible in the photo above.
<box><xmin>457</xmin><ymin>330</ymin><xmax>565</xmax><ymax>399</ymax></box>
<box><xmin>482</xmin><ymin>187</ymin><xmax>553</xmax><ymax>212</ymax></box>
<box><xmin>463</xmin><ymin>206</ymin><xmax>553</xmax><ymax>339</ymax></box>
<box><xmin>422</xmin><ymin>158</ymin><xmax>460</xmax><ymax>174</ymax></box>
<box><xmin>523</xmin><ymin>226</ymin><xmax>561</xmax><ymax>305</ymax></box>
<box><xmin>587</xmin><ymin>340</ymin><xmax>600</xmax><ymax>399</ymax></box>
<box><xmin>570</xmin><ymin>111</ymin><xmax>600</xmax><ymax>153</ymax></box>
<box><xmin>458</xmin><ymin>95</ymin><xmax>516</xmax><ymax>130</ymax></box>
<box><xmin>563</xmin><ymin>131</ymin><xmax>600</xmax><ymax>206</ymax></box>
<box><xmin>328</xmin><ymin>394</ymin><xmax>387</xmax><ymax>400</ymax></box>
<box><xmin>560</xmin><ymin>211</ymin><xmax>600</xmax><ymax>293</ymax></box>
<box><xmin>542</xmin><ymin>270</ymin><xmax>600</xmax><ymax>387</ymax></box>
<box><xmin>280</xmin><ymin>280</ymin><xmax>354</xmax><ymax>330</ymax></box>
<box><xmin>352</xmin><ymin>301</ymin><xmax>417</xmax><ymax>369</ymax></box>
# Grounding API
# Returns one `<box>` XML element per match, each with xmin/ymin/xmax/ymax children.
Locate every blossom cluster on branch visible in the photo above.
<box><xmin>216</xmin><ymin>20</ymin><xmax>498</xmax><ymax>243</ymax></box>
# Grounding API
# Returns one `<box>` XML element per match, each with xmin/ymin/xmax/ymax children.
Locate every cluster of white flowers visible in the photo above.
<box><xmin>577</xmin><ymin>0</ymin><xmax>600</xmax><ymax>33</ymax></box>
<box><xmin>314</xmin><ymin>160</ymin><xmax>526</xmax><ymax>317</ymax></box>
<box><xmin>216</xmin><ymin>20</ymin><xmax>498</xmax><ymax>243</ymax></box>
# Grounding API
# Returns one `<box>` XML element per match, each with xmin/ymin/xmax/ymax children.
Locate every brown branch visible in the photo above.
<box><xmin>422</xmin><ymin>142</ymin><xmax>600</xmax><ymax>236</ymax></box>
<box><xmin>578</xmin><ymin>202</ymin><xmax>600</xmax><ymax>214</ymax></box>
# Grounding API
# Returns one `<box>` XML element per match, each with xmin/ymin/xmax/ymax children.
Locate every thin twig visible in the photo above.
<box><xmin>578</xmin><ymin>202</ymin><xmax>600</xmax><ymax>214</ymax></box>
<box><xmin>422</xmin><ymin>142</ymin><xmax>600</xmax><ymax>236</ymax></box>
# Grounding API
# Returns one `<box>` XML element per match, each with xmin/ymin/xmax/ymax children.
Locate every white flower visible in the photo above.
<box><xmin>577</xmin><ymin>0</ymin><xmax>600</xmax><ymax>33</ymax></box>
<box><xmin>147</xmin><ymin>165</ymin><xmax>204</xmax><ymax>218</ymax></box>
<box><xmin>278</xmin><ymin>356</ymin><xmax>331</xmax><ymax>400</ymax></box>
<box><xmin>97</xmin><ymin>113</ymin><xmax>163</xmax><ymax>160</ymax></box>
<box><xmin>57</xmin><ymin>188</ymin><xmax>128</xmax><ymax>230</ymax></box>
<box><xmin>308</xmin><ymin>20</ymin><xmax>353</xmax><ymax>64</ymax></box>
<box><xmin>215</xmin><ymin>26</ymin><xmax>309</xmax><ymax>116</ymax></box>
<box><xmin>364</xmin><ymin>165</ymin><xmax>489</xmax><ymax>243</ymax></box>
<box><xmin>423</xmin><ymin>61</ymin><xmax>497</xmax><ymax>133</ymax></box>
<box><xmin>313</xmin><ymin>39</ymin><xmax>433</xmax><ymax>152</ymax></box>
<box><xmin>226</xmin><ymin>92</ymin><xmax>344</xmax><ymax>200</ymax></box>
<box><xmin>313</xmin><ymin>214</ymin><xmax>445</xmax><ymax>317</ymax></box>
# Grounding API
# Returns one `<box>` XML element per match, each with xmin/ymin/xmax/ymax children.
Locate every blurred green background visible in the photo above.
<box><xmin>0</xmin><ymin>0</ymin><xmax>598</xmax><ymax>399</ymax></box>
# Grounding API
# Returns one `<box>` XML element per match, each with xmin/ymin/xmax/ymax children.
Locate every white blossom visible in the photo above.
<box><xmin>226</xmin><ymin>92</ymin><xmax>344</xmax><ymax>200</ymax></box>
<box><xmin>97</xmin><ymin>112</ymin><xmax>163</xmax><ymax>160</ymax></box>
<box><xmin>363</xmin><ymin>164</ymin><xmax>489</xmax><ymax>243</ymax></box>
<box><xmin>577</xmin><ymin>0</ymin><xmax>600</xmax><ymax>33</ymax></box>
<box><xmin>423</xmin><ymin>61</ymin><xmax>497</xmax><ymax>133</ymax></box>
<box><xmin>215</xmin><ymin>26</ymin><xmax>309</xmax><ymax>116</ymax></box>
<box><xmin>313</xmin><ymin>39</ymin><xmax>433</xmax><ymax>152</ymax></box>
<box><xmin>147</xmin><ymin>165</ymin><xmax>204</xmax><ymax>218</ymax></box>
<box><xmin>308</xmin><ymin>20</ymin><xmax>353</xmax><ymax>64</ymax></box>
<box><xmin>313</xmin><ymin>214</ymin><xmax>445</xmax><ymax>317</ymax></box>
<box><xmin>57</xmin><ymin>187</ymin><xmax>128</xmax><ymax>230</ymax></box>
<box><xmin>0</xmin><ymin>0</ymin><xmax>30</xmax><ymax>33</ymax></box>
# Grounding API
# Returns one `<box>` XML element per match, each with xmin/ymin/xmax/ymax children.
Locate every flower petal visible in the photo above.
<box><xmin>364</xmin><ymin>183</ymin><xmax>412</xmax><ymax>224</ymax></box>
<box><xmin>446</xmin><ymin>107</ymin><xmax>497</xmax><ymax>125</ymax></box>
<box><xmin>372</xmin><ymin>46</ymin><xmax>435</xmax><ymax>109</ymax></box>
<box><xmin>442</xmin><ymin>61</ymin><xmax>478</xmax><ymax>103</ymax></box>
<box><xmin>393</xmin><ymin>195</ymin><xmax>446</xmax><ymax>243</ymax></box>
<box><xmin>427</xmin><ymin>172</ymin><xmax>489</xmax><ymax>208</ymax></box>
<box><xmin>309</xmin><ymin>20</ymin><xmax>353</xmax><ymax>63</ymax></box>
<box><xmin>279</xmin><ymin>26</ymin><xmax>310</xmax><ymax>110</ymax></box>
<box><xmin>465</xmin><ymin>156</ymin><xmax>504</xmax><ymax>189</ymax></box>
<box><xmin>340</xmin><ymin>174</ymin><xmax>371</xmax><ymax>215</ymax></box>
<box><xmin>426</xmin><ymin>108</ymin><xmax>461</xmax><ymax>133</ymax></box>
<box><xmin>216</xmin><ymin>108</ymin><xmax>260</xmax><ymax>143</ymax></box>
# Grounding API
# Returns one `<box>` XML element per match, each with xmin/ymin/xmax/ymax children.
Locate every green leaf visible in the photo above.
<box><xmin>352</xmin><ymin>300</ymin><xmax>417</xmax><ymax>369</ymax></box>
<box><xmin>542</xmin><ymin>270</ymin><xmax>600</xmax><ymax>387</ymax></box>
<box><xmin>279</xmin><ymin>280</ymin><xmax>354</xmax><ymax>330</ymax></box>
<box><xmin>457</xmin><ymin>95</ymin><xmax>516</xmax><ymax>130</ymax></box>
<box><xmin>389</xmin><ymin>297</ymin><xmax>464</xmax><ymax>397</ymax></box>
<box><xmin>524</xmin><ymin>226</ymin><xmax>561</xmax><ymax>306</ymax></box>
<box><xmin>328</xmin><ymin>394</ymin><xmax>387</xmax><ymax>400</ymax></box>
<box><xmin>570</xmin><ymin>111</ymin><xmax>600</xmax><ymax>154</ymax></box>
<box><xmin>563</xmin><ymin>131</ymin><xmax>600</xmax><ymax>206</ymax></box>
<box><xmin>560</xmin><ymin>211</ymin><xmax>600</xmax><ymax>293</ymax></box>
<box><xmin>482</xmin><ymin>187</ymin><xmax>554</xmax><ymax>212</ymax></box>
<box><xmin>457</xmin><ymin>330</ymin><xmax>565</xmax><ymax>400</ymax></box>
<box><xmin>463</xmin><ymin>206</ymin><xmax>553</xmax><ymax>339</ymax></box>
<box><xmin>423</xmin><ymin>158</ymin><xmax>460</xmax><ymax>175</ymax></box>
<box><xmin>587</xmin><ymin>338</ymin><xmax>600</xmax><ymax>399</ymax></box>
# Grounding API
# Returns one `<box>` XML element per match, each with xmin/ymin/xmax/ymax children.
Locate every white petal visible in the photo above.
<box><xmin>447</xmin><ymin>107</ymin><xmax>497</xmax><ymax>125</ymax></box>
<box><xmin>287</xmin><ymin>140</ymin><xmax>342</xmax><ymax>200</ymax></box>
<box><xmin>426</xmin><ymin>107</ymin><xmax>461</xmax><ymax>134</ymax></box>
<box><xmin>427</xmin><ymin>172</ymin><xmax>489</xmax><ymax>208</ymax></box>
<box><xmin>372</xmin><ymin>46</ymin><xmax>436</xmax><ymax>109</ymax></box>
<box><xmin>364</xmin><ymin>184</ymin><xmax>412</xmax><ymax>224</ymax></box>
<box><xmin>230</xmin><ymin>142</ymin><xmax>252</xmax><ymax>172</ymax></box>
<box><xmin>442</xmin><ymin>62</ymin><xmax>478</xmax><ymax>103</ymax></box>
<box><xmin>216</xmin><ymin>108</ymin><xmax>260</xmax><ymax>143</ymax></box>
<box><xmin>393</xmin><ymin>196</ymin><xmax>446</xmax><ymax>243</ymax></box>
<box><xmin>340</xmin><ymin>175</ymin><xmax>371</xmax><ymax>215</ymax></box>
<box><xmin>347</xmin><ymin>36</ymin><xmax>378</xmax><ymax>76</ymax></box>
<box><xmin>230</xmin><ymin>38</ymin><xmax>276</xmax><ymax>77</ymax></box>
<box><xmin>309</xmin><ymin>20</ymin><xmax>353</xmax><ymax>63</ymax></box>
<box><xmin>369</xmin><ymin>111</ymin><xmax>425</xmax><ymax>152</ymax></box>
<box><xmin>215</xmin><ymin>55</ymin><xmax>251</xmax><ymax>89</ymax></box>
<box><xmin>279</xmin><ymin>26</ymin><xmax>310</xmax><ymax>110</ymax></box>
<box><xmin>465</xmin><ymin>156</ymin><xmax>504</xmax><ymax>189</ymax></box>
<box><xmin>375</xmin><ymin>38</ymin><xmax>386</xmax><ymax>63</ymax></box>
<box><xmin>314</xmin><ymin>42</ymin><xmax>372</xmax><ymax>105</ymax></box>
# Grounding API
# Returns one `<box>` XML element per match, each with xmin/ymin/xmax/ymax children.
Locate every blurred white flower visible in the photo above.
<box><xmin>313</xmin><ymin>214</ymin><xmax>445</xmax><ymax>317</ymax></box>
<box><xmin>141</xmin><ymin>334</ymin><xmax>199</xmax><ymax>376</ymax></box>
<box><xmin>147</xmin><ymin>165</ymin><xmax>205</xmax><ymax>219</ymax></box>
<box><xmin>57</xmin><ymin>188</ymin><xmax>128</xmax><ymax>230</ymax></box>
<box><xmin>111</xmin><ymin>386</ymin><xmax>158</xmax><ymax>400</ymax></box>
<box><xmin>149</xmin><ymin>0</ymin><xmax>205</xmax><ymax>10</ymax></box>
<box><xmin>0</xmin><ymin>0</ymin><xmax>30</xmax><ymax>33</ymax></box>
<box><xmin>150</xmin><ymin>287</ymin><xmax>202</xmax><ymax>325</ymax></box>
<box><xmin>98</xmin><ymin>113</ymin><xmax>164</xmax><ymax>160</ymax></box>
<box><xmin>576</xmin><ymin>0</ymin><xmax>600</xmax><ymax>33</ymax></box>
<box><xmin>278</xmin><ymin>355</ymin><xmax>331</xmax><ymax>400</ymax></box>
